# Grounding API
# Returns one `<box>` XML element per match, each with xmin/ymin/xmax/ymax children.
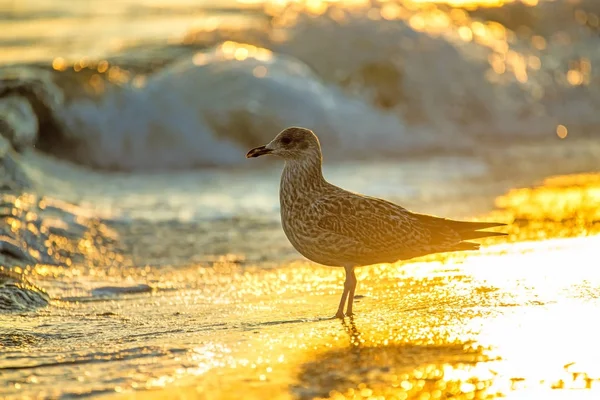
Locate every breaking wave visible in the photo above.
<box><xmin>1</xmin><ymin>0</ymin><xmax>599</xmax><ymax>171</ymax></box>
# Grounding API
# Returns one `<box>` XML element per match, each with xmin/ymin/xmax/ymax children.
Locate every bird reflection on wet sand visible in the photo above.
<box><xmin>294</xmin><ymin>316</ymin><xmax>492</xmax><ymax>400</ymax></box>
<box><xmin>341</xmin><ymin>317</ymin><xmax>362</xmax><ymax>349</ymax></box>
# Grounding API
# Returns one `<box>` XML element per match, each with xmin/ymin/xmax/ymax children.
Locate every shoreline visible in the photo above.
<box><xmin>1</xmin><ymin>135</ymin><xmax>600</xmax><ymax>398</ymax></box>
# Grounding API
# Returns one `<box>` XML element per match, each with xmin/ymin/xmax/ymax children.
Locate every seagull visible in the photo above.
<box><xmin>246</xmin><ymin>127</ymin><xmax>506</xmax><ymax>318</ymax></box>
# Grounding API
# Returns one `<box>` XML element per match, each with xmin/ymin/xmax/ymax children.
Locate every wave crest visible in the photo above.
<box><xmin>1</xmin><ymin>0</ymin><xmax>599</xmax><ymax>170</ymax></box>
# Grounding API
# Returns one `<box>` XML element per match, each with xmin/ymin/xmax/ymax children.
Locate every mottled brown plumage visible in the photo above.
<box><xmin>246</xmin><ymin>127</ymin><xmax>506</xmax><ymax>318</ymax></box>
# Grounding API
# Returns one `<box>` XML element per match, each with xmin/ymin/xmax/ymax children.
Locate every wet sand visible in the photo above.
<box><xmin>107</xmin><ymin>173</ymin><xmax>600</xmax><ymax>400</ymax></box>
<box><xmin>1</xmin><ymin>141</ymin><xmax>600</xmax><ymax>399</ymax></box>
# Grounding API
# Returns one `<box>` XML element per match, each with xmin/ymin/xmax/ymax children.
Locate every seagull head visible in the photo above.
<box><xmin>246</xmin><ymin>127</ymin><xmax>322</xmax><ymax>161</ymax></box>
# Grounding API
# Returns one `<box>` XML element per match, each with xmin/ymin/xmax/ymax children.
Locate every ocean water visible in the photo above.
<box><xmin>2</xmin><ymin>0</ymin><xmax>600</xmax><ymax>169</ymax></box>
<box><xmin>1</xmin><ymin>0</ymin><xmax>600</xmax><ymax>399</ymax></box>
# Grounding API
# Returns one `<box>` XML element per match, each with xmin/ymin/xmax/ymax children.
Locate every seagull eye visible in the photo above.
<box><xmin>280</xmin><ymin>137</ymin><xmax>292</xmax><ymax>145</ymax></box>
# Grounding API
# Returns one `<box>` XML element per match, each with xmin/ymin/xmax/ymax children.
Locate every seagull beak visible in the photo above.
<box><xmin>246</xmin><ymin>145</ymin><xmax>272</xmax><ymax>158</ymax></box>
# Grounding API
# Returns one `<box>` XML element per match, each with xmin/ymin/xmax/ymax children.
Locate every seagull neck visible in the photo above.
<box><xmin>282</xmin><ymin>156</ymin><xmax>325</xmax><ymax>190</ymax></box>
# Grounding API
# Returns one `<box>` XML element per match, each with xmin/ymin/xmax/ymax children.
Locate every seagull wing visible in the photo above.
<box><xmin>312</xmin><ymin>189</ymin><xmax>505</xmax><ymax>264</ymax></box>
<box><xmin>311</xmin><ymin>191</ymin><xmax>433</xmax><ymax>263</ymax></box>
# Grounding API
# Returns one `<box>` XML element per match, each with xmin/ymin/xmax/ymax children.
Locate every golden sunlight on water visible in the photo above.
<box><xmin>261</xmin><ymin>0</ymin><xmax>532</xmax><ymax>9</ymax></box>
<box><xmin>401</xmin><ymin>0</ymin><xmax>535</xmax><ymax>6</ymax></box>
<box><xmin>253</xmin><ymin>0</ymin><xmax>593</xmax><ymax>95</ymax></box>
<box><xmin>36</xmin><ymin>0</ymin><xmax>594</xmax><ymax>103</ymax></box>
<box><xmin>102</xmin><ymin>173</ymin><xmax>600</xmax><ymax>400</ymax></box>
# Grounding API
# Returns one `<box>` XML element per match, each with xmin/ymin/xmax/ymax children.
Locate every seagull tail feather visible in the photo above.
<box><xmin>458</xmin><ymin>230</ymin><xmax>508</xmax><ymax>241</ymax></box>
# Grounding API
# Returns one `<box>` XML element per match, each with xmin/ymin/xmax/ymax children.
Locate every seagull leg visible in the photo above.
<box><xmin>335</xmin><ymin>265</ymin><xmax>355</xmax><ymax>318</ymax></box>
<box><xmin>345</xmin><ymin>266</ymin><xmax>357</xmax><ymax>316</ymax></box>
<box><xmin>335</xmin><ymin>285</ymin><xmax>349</xmax><ymax>319</ymax></box>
